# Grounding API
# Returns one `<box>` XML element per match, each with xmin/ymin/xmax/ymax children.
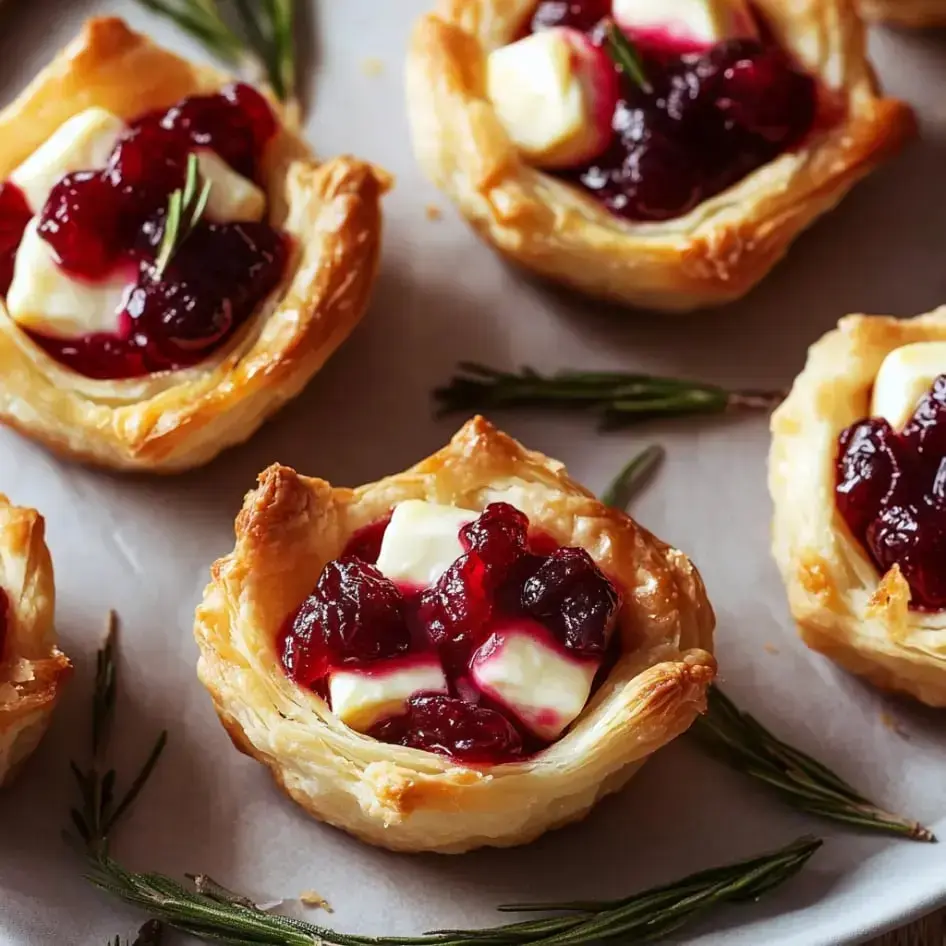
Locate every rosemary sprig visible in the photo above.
<box><xmin>153</xmin><ymin>153</ymin><xmax>211</xmax><ymax>280</ymax></box>
<box><xmin>601</xmin><ymin>444</ymin><xmax>665</xmax><ymax>509</ymax></box>
<box><xmin>693</xmin><ymin>687</ymin><xmax>936</xmax><ymax>843</ymax></box>
<box><xmin>604</xmin><ymin>20</ymin><xmax>651</xmax><ymax>93</ymax></box>
<box><xmin>434</xmin><ymin>363</ymin><xmax>785</xmax><ymax>429</ymax></box>
<box><xmin>133</xmin><ymin>0</ymin><xmax>298</xmax><ymax>106</ymax></box>
<box><xmin>76</xmin><ymin>622</ymin><xmax>821</xmax><ymax>945</ymax></box>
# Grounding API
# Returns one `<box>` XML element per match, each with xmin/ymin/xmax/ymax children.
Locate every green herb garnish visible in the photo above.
<box><xmin>604</xmin><ymin>20</ymin><xmax>651</xmax><ymax>93</ymax></box>
<box><xmin>153</xmin><ymin>153</ymin><xmax>211</xmax><ymax>280</ymax></box>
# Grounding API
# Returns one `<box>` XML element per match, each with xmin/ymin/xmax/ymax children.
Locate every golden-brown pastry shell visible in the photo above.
<box><xmin>407</xmin><ymin>0</ymin><xmax>915</xmax><ymax>312</ymax></box>
<box><xmin>859</xmin><ymin>0</ymin><xmax>946</xmax><ymax>25</ymax></box>
<box><xmin>0</xmin><ymin>18</ymin><xmax>387</xmax><ymax>472</ymax></box>
<box><xmin>195</xmin><ymin>417</ymin><xmax>716</xmax><ymax>853</ymax></box>
<box><xmin>770</xmin><ymin>308</ymin><xmax>946</xmax><ymax>706</ymax></box>
<box><xmin>0</xmin><ymin>496</ymin><xmax>70</xmax><ymax>786</ymax></box>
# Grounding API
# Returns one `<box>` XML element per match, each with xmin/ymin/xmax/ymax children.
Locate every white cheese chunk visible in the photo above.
<box><xmin>195</xmin><ymin>149</ymin><xmax>266</xmax><ymax>223</ymax></box>
<box><xmin>613</xmin><ymin>0</ymin><xmax>759</xmax><ymax>46</ymax></box>
<box><xmin>486</xmin><ymin>28</ymin><xmax>615</xmax><ymax>169</ymax></box>
<box><xmin>470</xmin><ymin>625</ymin><xmax>598</xmax><ymax>740</ymax></box>
<box><xmin>6</xmin><ymin>219</ymin><xmax>133</xmax><ymax>337</ymax></box>
<box><xmin>10</xmin><ymin>108</ymin><xmax>125</xmax><ymax>213</ymax></box>
<box><xmin>375</xmin><ymin>499</ymin><xmax>476</xmax><ymax>589</ymax></box>
<box><xmin>871</xmin><ymin>342</ymin><xmax>946</xmax><ymax>432</ymax></box>
<box><xmin>329</xmin><ymin>657</ymin><xmax>448</xmax><ymax>732</ymax></box>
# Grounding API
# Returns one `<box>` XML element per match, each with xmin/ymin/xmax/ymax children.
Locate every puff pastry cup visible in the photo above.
<box><xmin>0</xmin><ymin>18</ymin><xmax>387</xmax><ymax>473</ymax></box>
<box><xmin>0</xmin><ymin>495</ymin><xmax>70</xmax><ymax>787</ymax></box>
<box><xmin>195</xmin><ymin>417</ymin><xmax>716</xmax><ymax>853</ymax></box>
<box><xmin>406</xmin><ymin>0</ymin><xmax>915</xmax><ymax>312</ymax></box>
<box><xmin>859</xmin><ymin>0</ymin><xmax>946</xmax><ymax>25</ymax></box>
<box><xmin>770</xmin><ymin>309</ymin><xmax>946</xmax><ymax>707</ymax></box>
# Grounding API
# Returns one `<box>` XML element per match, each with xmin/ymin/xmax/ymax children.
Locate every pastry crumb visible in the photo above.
<box><xmin>300</xmin><ymin>890</ymin><xmax>333</xmax><ymax>912</ymax></box>
<box><xmin>425</xmin><ymin>204</ymin><xmax>443</xmax><ymax>221</ymax></box>
<box><xmin>763</xmin><ymin>643</ymin><xmax>780</xmax><ymax>655</ymax></box>
<box><xmin>360</xmin><ymin>57</ymin><xmax>384</xmax><ymax>78</ymax></box>
<box><xmin>880</xmin><ymin>710</ymin><xmax>911</xmax><ymax>741</ymax></box>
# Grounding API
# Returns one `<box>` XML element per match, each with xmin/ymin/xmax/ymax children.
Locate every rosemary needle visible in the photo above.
<box><xmin>604</xmin><ymin>20</ymin><xmax>651</xmax><ymax>94</ymax></box>
<box><xmin>77</xmin><ymin>623</ymin><xmax>820</xmax><ymax>946</ymax></box>
<box><xmin>153</xmin><ymin>153</ymin><xmax>211</xmax><ymax>280</ymax></box>
<box><xmin>692</xmin><ymin>686</ymin><xmax>936</xmax><ymax>843</ymax></box>
<box><xmin>434</xmin><ymin>363</ymin><xmax>785</xmax><ymax>429</ymax></box>
<box><xmin>601</xmin><ymin>444</ymin><xmax>665</xmax><ymax>509</ymax></box>
<box><xmin>134</xmin><ymin>0</ymin><xmax>298</xmax><ymax>107</ymax></box>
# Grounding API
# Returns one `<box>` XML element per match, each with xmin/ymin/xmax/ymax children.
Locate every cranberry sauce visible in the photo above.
<box><xmin>279</xmin><ymin>502</ymin><xmax>622</xmax><ymax>763</ymax></box>
<box><xmin>835</xmin><ymin>376</ymin><xmax>946</xmax><ymax>609</ymax></box>
<box><xmin>526</xmin><ymin>1</ymin><xmax>818</xmax><ymax>221</ymax></box>
<box><xmin>0</xmin><ymin>84</ymin><xmax>288</xmax><ymax>380</ymax></box>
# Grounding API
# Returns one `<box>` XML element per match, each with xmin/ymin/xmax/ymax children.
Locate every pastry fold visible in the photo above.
<box><xmin>0</xmin><ymin>18</ymin><xmax>387</xmax><ymax>472</ymax></box>
<box><xmin>406</xmin><ymin>0</ymin><xmax>914</xmax><ymax>311</ymax></box>
<box><xmin>195</xmin><ymin>417</ymin><xmax>716</xmax><ymax>852</ymax></box>
<box><xmin>0</xmin><ymin>496</ymin><xmax>69</xmax><ymax>786</ymax></box>
<box><xmin>859</xmin><ymin>0</ymin><xmax>946</xmax><ymax>25</ymax></box>
<box><xmin>770</xmin><ymin>309</ymin><xmax>946</xmax><ymax>706</ymax></box>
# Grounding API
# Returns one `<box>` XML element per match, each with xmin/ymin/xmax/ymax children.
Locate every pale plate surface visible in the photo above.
<box><xmin>0</xmin><ymin>3</ymin><xmax>943</xmax><ymax>944</ymax></box>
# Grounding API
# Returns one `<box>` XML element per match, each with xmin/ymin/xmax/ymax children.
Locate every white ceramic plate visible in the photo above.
<box><xmin>0</xmin><ymin>2</ymin><xmax>943</xmax><ymax>944</ymax></box>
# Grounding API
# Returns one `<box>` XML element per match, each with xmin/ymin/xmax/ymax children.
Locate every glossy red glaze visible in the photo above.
<box><xmin>836</xmin><ymin>376</ymin><xmax>946</xmax><ymax>610</ymax></box>
<box><xmin>0</xmin><ymin>84</ymin><xmax>287</xmax><ymax>380</ymax></box>
<box><xmin>0</xmin><ymin>182</ymin><xmax>31</xmax><ymax>296</ymax></box>
<box><xmin>279</xmin><ymin>503</ymin><xmax>622</xmax><ymax>763</ymax></box>
<box><xmin>527</xmin><ymin>1</ymin><xmax>818</xmax><ymax>221</ymax></box>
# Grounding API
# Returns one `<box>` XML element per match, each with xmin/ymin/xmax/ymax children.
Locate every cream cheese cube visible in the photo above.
<box><xmin>195</xmin><ymin>149</ymin><xmax>266</xmax><ymax>223</ymax></box>
<box><xmin>6</xmin><ymin>219</ymin><xmax>133</xmax><ymax>338</ymax></box>
<box><xmin>329</xmin><ymin>657</ymin><xmax>449</xmax><ymax>732</ymax></box>
<box><xmin>470</xmin><ymin>624</ymin><xmax>598</xmax><ymax>740</ymax></box>
<box><xmin>375</xmin><ymin>500</ymin><xmax>476</xmax><ymax>589</ymax></box>
<box><xmin>10</xmin><ymin>108</ymin><xmax>125</xmax><ymax>212</ymax></box>
<box><xmin>486</xmin><ymin>28</ymin><xmax>617</xmax><ymax>169</ymax></box>
<box><xmin>871</xmin><ymin>342</ymin><xmax>946</xmax><ymax>431</ymax></box>
<box><xmin>613</xmin><ymin>0</ymin><xmax>759</xmax><ymax>47</ymax></box>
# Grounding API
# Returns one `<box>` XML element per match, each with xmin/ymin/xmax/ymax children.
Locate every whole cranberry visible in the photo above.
<box><xmin>289</xmin><ymin>558</ymin><xmax>410</xmax><ymax>671</ymax></box>
<box><xmin>371</xmin><ymin>694</ymin><xmax>523</xmax><ymax>763</ymax></box>
<box><xmin>902</xmin><ymin>375</ymin><xmax>946</xmax><ymax>470</ymax></box>
<box><xmin>521</xmin><ymin>547</ymin><xmax>620</xmax><ymax>655</ymax></box>
<box><xmin>867</xmin><ymin>502</ymin><xmax>946</xmax><ymax>610</ymax></box>
<box><xmin>835</xmin><ymin>419</ymin><xmax>902</xmax><ymax>543</ymax></box>
<box><xmin>0</xmin><ymin>182</ymin><xmax>31</xmax><ymax>295</ymax></box>
<box><xmin>460</xmin><ymin>503</ymin><xmax>529</xmax><ymax>575</ymax></box>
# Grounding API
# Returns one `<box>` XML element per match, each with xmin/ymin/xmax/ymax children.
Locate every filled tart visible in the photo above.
<box><xmin>770</xmin><ymin>309</ymin><xmax>946</xmax><ymax>707</ymax></box>
<box><xmin>0</xmin><ymin>18</ymin><xmax>386</xmax><ymax>472</ymax></box>
<box><xmin>195</xmin><ymin>417</ymin><xmax>716</xmax><ymax>852</ymax></box>
<box><xmin>407</xmin><ymin>0</ymin><xmax>914</xmax><ymax>312</ymax></box>
<box><xmin>0</xmin><ymin>495</ymin><xmax>70</xmax><ymax>787</ymax></box>
<box><xmin>858</xmin><ymin>0</ymin><xmax>946</xmax><ymax>25</ymax></box>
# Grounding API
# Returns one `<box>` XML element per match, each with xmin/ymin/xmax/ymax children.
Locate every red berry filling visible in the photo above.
<box><xmin>835</xmin><ymin>376</ymin><xmax>946</xmax><ymax>609</ymax></box>
<box><xmin>0</xmin><ymin>84</ymin><xmax>288</xmax><ymax>380</ymax></box>
<box><xmin>526</xmin><ymin>1</ymin><xmax>819</xmax><ymax>222</ymax></box>
<box><xmin>279</xmin><ymin>502</ymin><xmax>622</xmax><ymax>763</ymax></box>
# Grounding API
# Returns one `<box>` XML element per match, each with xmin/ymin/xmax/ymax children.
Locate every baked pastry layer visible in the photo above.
<box><xmin>406</xmin><ymin>0</ymin><xmax>915</xmax><ymax>312</ymax></box>
<box><xmin>770</xmin><ymin>308</ymin><xmax>946</xmax><ymax>706</ymax></box>
<box><xmin>0</xmin><ymin>495</ymin><xmax>70</xmax><ymax>786</ymax></box>
<box><xmin>0</xmin><ymin>18</ymin><xmax>387</xmax><ymax>472</ymax></box>
<box><xmin>195</xmin><ymin>417</ymin><xmax>716</xmax><ymax>852</ymax></box>
<box><xmin>859</xmin><ymin>0</ymin><xmax>946</xmax><ymax>25</ymax></box>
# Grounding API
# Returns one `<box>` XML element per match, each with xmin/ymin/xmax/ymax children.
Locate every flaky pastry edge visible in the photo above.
<box><xmin>0</xmin><ymin>18</ymin><xmax>388</xmax><ymax>472</ymax></box>
<box><xmin>194</xmin><ymin>416</ymin><xmax>716</xmax><ymax>853</ymax></box>
<box><xmin>406</xmin><ymin>0</ymin><xmax>915</xmax><ymax>312</ymax></box>
<box><xmin>770</xmin><ymin>308</ymin><xmax>946</xmax><ymax>706</ymax></box>
<box><xmin>858</xmin><ymin>0</ymin><xmax>946</xmax><ymax>25</ymax></box>
<box><xmin>0</xmin><ymin>495</ymin><xmax>70</xmax><ymax>787</ymax></box>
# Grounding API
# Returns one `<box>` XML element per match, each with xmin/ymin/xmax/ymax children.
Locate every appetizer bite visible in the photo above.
<box><xmin>771</xmin><ymin>309</ymin><xmax>946</xmax><ymax>707</ymax></box>
<box><xmin>407</xmin><ymin>0</ymin><xmax>913</xmax><ymax>311</ymax></box>
<box><xmin>0</xmin><ymin>18</ymin><xmax>386</xmax><ymax>472</ymax></box>
<box><xmin>0</xmin><ymin>496</ymin><xmax>69</xmax><ymax>786</ymax></box>
<box><xmin>195</xmin><ymin>417</ymin><xmax>716</xmax><ymax>852</ymax></box>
